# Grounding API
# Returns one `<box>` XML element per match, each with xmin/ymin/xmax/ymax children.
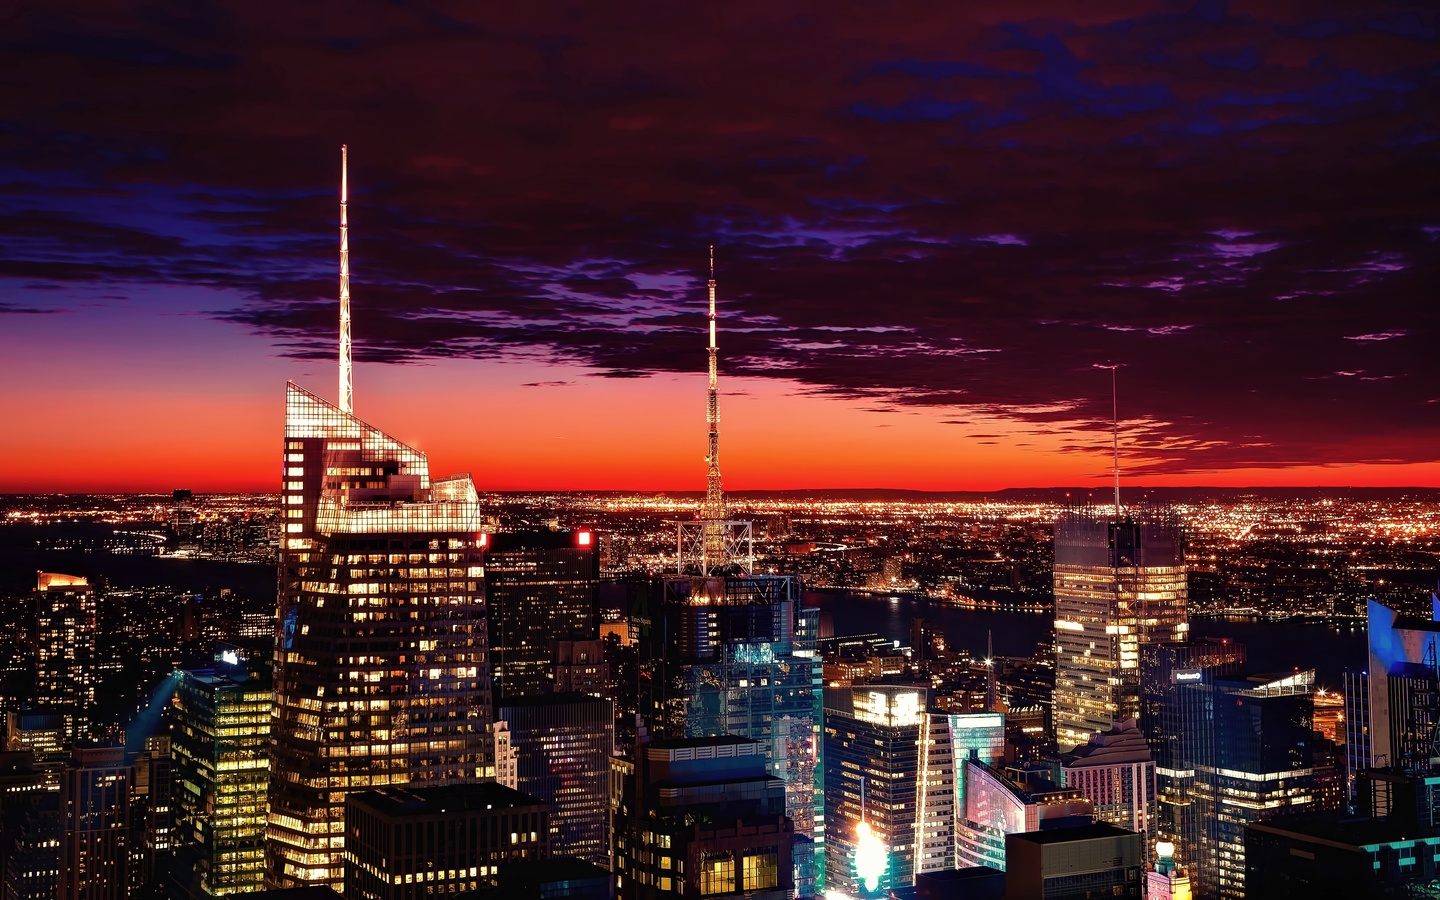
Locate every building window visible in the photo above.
<box><xmin>742</xmin><ymin>849</ymin><xmax>778</xmax><ymax>891</ymax></box>
<box><xmin>700</xmin><ymin>852</ymin><xmax>734</xmax><ymax>895</ymax></box>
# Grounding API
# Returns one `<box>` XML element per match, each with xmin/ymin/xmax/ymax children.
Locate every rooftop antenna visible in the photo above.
<box><xmin>985</xmin><ymin>630</ymin><xmax>997</xmax><ymax>712</ymax></box>
<box><xmin>1100</xmin><ymin>364</ymin><xmax>1120</xmax><ymax>519</ymax></box>
<box><xmin>339</xmin><ymin>144</ymin><xmax>353</xmax><ymax>415</ymax></box>
<box><xmin>703</xmin><ymin>245</ymin><xmax>725</xmax><ymax>524</ymax></box>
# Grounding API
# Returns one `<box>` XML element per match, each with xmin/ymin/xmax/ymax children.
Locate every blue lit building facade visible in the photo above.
<box><xmin>636</xmin><ymin>574</ymin><xmax>822</xmax><ymax>896</ymax></box>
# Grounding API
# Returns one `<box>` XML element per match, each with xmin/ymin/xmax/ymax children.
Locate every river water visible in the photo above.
<box><xmin>805</xmin><ymin>589</ymin><xmax>1367</xmax><ymax>689</ymax></box>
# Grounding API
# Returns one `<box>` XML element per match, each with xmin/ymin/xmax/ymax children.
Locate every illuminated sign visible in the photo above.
<box><xmin>220</xmin><ymin>650</ymin><xmax>240</xmax><ymax>666</ymax></box>
<box><xmin>1174</xmin><ymin>669</ymin><xmax>1202</xmax><ymax>683</ymax></box>
<box><xmin>854</xmin><ymin>820</ymin><xmax>887</xmax><ymax>893</ymax></box>
<box><xmin>855</xmin><ymin>690</ymin><xmax>922</xmax><ymax>727</ymax></box>
<box><xmin>479</xmin><ymin>533</ymin><xmax>489</xmax><ymax>548</ymax></box>
<box><xmin>577</xmin><ymin>530</ymin><xmax>592</xmax><ymax>546</ymax></box>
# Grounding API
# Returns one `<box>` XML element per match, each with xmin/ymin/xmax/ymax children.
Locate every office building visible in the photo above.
<box><xmin>489</xmin><ymin>857</ymin><xmax>614</xmax><ymax>899</ymax></box>
<box><xmin>1138</xmin><ymin>638</ymin><xmax>1246</xmax><ymax>872</ymax></box>
<box><xmin>60</xmin><ymin>745</ymin><xmax>132</xmax><ymax>900</ymax></box>
<box><xmin>1174</xmin><ymin>670</ymin><xmax>1331</xmax><ymax>899</ymax></box>
<box><xmin>1246</xmin><ymin>812</ymin><xmax>1440</xmax><ymax>898</ymax></box>
<box><xmin>637</xmin><ymin>574</ymin><xmax>822</xmax><ymax>892</ymax></box>
<box><xmin>0</xmin><ymin>750</ymin><xmax>60</xmax><ymax>900</ymax></box>
<box><xmin>4</xmin><ymin>711</ymin><xmax>66</xmax><ymax>788</ymax></box>
<box><xmin>1004</xmin><ymin>823</ymin><xmax>1143</xmax><ymax>900</ymax></box>
<box><xmin>1059</xmin><ymin>719</ymin><xmax>1155</xmax><ymax>847</ymax></box>
<box><xmin>499</xmin><ymin>693</ymin><xmax>615</xmax><ymax>868</ymax></box>
<box><xmin>130</xmin><ymin>734</ymin><xmax>173</xmax><ymax>896</ymax></box>
<box><xmin>34</xmin><ymin>573</ymin><xmax>97</xmax><ymax>742</ymax></box>
<box><xmin>266</xmin><ymin>149</ymin><xmax>493</xmax><ymax>890</ymax></box>
<box><xmin>1345</xmin><ymin>598</ymin><xmax>1440</xmax><ymax>786</ymax></box>
<box><xmin>614</xmin><ymin>736</ymin><xmax>792</xmax><ymax>899</ymax></box>
<box><xmin>486</xmin><ymin>529</ymin><xmax>600</xmax><ymax>704</ymax></box>
<box><xmin>825</xmin><ymin>684</ymin><xmax>973</xmax><ymax>896</ymax></box>
<box><xmin>955</xmin><ymin>760</ymin><xmax>1093</xmax><ymax>873</ymax></box>
<box><xmin>1052</xmin><ymin>511</ymin><xmax>1187</xmax><ymax>751</ymax></box>
<box><xmin>171</xmin><ymin>649</ymin><xmax>271</xmax><ymax>896</ymax></box>
<box><xmin>553</xmin><ymin>638</ymin><xmax>610</xmax><ymax>695</ymax></box>
<box><xmin>343</xmin><ymin>783</ymin><xmax>549</xmax><ymax>900</ymax></box>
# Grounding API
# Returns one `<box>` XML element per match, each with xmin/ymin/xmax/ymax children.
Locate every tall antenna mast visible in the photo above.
<box><xmin>702</xmin><ymin>245</ymin><xmax>726</xmax><ymax>524</ymax></box>
<box><xmin>1107</xmin><ymin>365</ymin><xmax>1120</xmax><ymax>518</ymax></box>
<box><xmin>338</xmin><ymin>144</ymin><xmax>353</xmax><ymax>415</ymax></box>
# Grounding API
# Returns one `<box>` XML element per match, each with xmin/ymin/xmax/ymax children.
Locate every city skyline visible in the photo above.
<box><xmin>4</xmin><ymin>3</ymin><xmax>1438</xmax><ymax>493</ymax></box>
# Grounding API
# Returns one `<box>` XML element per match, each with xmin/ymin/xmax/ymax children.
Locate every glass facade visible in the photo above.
<box><xmin>1053</xmin><ymin>514</ymin><xmax>1188</xmax><ymax>751</ymax></box>
<box><xmin>266</xmin><ymin>384</ymin><xmax>493</xmax><ymax>890</ymax></box>
<box><xmin>823</xmin><ymin>685</ymin><xmax>926</xmax><ymax>897</ymax></box>
<box><xmin>171</xmin><ymin>653</ymin><xmax>271</xmax><ymax>896</ymax></box>
<box><xmin>485</xmin><ymin>530</ymin><xmax>600</xmax><ymax>705</ymax></box>
<box><xmin>498</xmin><ymin>693</ymin><xmax>615</xmax><ymax>869</ymax></box>
<box><xmin>638</xmin><ymin>574</ymin><xmax>822</xmax><ymax>895</ymax></box>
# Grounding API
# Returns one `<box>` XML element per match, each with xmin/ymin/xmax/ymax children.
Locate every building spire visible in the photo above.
<box><xmin>339</xmin><ymin>144</ymin><xmax>353</xmax><ymax>415</ymax></box>
<box><xmin>1110</xmin><ymin>365</ymin><xmax>1120</xmax><ymax>518</ymax></box>
<box><xmin>702</xmin><ymin>245</ymin><xmax>726</xmax><ymax>524</ymax></box>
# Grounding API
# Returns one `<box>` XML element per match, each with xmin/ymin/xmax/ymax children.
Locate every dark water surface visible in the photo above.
<box><xmin>806</xmin><ymin>589</ymin><xmax>1366</xmax><ymax>688</ymax></box>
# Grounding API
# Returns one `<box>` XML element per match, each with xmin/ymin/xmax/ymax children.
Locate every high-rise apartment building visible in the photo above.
<box><xmin>0</xmin><ymin>749</ymin><xmax>60</xmax><ymax>900</ymax></box>
<box><xmin>171</xmin><ymin>649</ymin><xmax>271</xmax><ymax>896</ymax></box>
<box><xmin>1052</xmin><ymin>512</ymin><xmax>1187</xmax><ymax>751</ymax></box>
<box><xmin>613</xmin><ymin>736</ymin><xmax>792</xmax><ymax>899</ymax></box>
<box><xmin>1059</xmin><ymin>719</ymin><xmax>1156</xmax><ymax>848</ymax></box>
<box><xmin>486</xmin><ymin>529</ymin><xmax>600</xmax><ymax>705</ymax></box>
<box><xmin>498</xmin><ymin>693</ymin><xmax>615</xmax><ymax>869</ymax></box>
<box><xmin>34</xmin><ymin>573</ymin><xmax>97</xmax><ymax>742</ymax></box>
<box><xmin>637</xmin><ymin>574</ymin><xmax>822</xmax><ymax>892</ymax></box>
<box><xmin>343</xmin><ymin>783</ymin><xmax>550</xmax><ymax>899</ymax></box>
<box><xmin>60</xmin><ymin>745</ymin><xmax>132</xmax><ymax>900</ymax></box>
<box><xmin>266</xmin><ymin>385</ymin><xmax>493</xmax><ymax>889</ymax></box>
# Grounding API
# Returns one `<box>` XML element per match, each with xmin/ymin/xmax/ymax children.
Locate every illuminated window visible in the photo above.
<box><xmin>700</xmin><ymin>852</ymin><xmax>734</xmax><ymax>895</ymax></box>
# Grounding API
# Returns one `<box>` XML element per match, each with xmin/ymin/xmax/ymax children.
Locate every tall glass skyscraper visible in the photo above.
<box><xmin>1053</xmin><ymin>512</ymin><xmax>1188</xmax><ymax>751</ymax></box>
<box><xmin>637</xmin><ymin>574</ymin><xmax>822</xmax><ymax>895</ymax></box>
<box><xmin>171</xmin><ymin>648</ymin><xmax>271</xmax><ymax>896</ymax></box>
<box><xmin>265</xmin><ymin>384</ymin><xmax>492</xmax><ymax>890</ymax></box>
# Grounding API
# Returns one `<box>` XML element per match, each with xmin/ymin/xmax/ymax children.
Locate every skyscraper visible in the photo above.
<box><xmin>1345</xmin><ymin>597</ymin><xmax>1440</xmax><ymax>781</ymax></box>
<box><xmin>60</xmin><ymin>745</ymin><xmax>132</xmax><ymax>900</ymax></box>
<box><xmin>499</xmin><ymin>693</ymin><xmax>615</xmax><ymax>869</ymax></box>
<box><xmin>823</xmin><ymin>684</ymin><xmax>933</xmax><ymax>897</ymax></box>
<box><xmin>171</xmin><ymin>648</ymin><xmax>271</xmax><ymax>897</ymax></box>
<box><xmin>1052</xmin><ymin>511</ymin><xmax>1187</xmax><ymax>751</ymax></box>
<box><xmin>634</xmin><ymin>250</ymin><xmax>822</xmax><ymax>894</ymax></box>
<box><xmin>34</xmin><ymin>572</ymin><xmax>97</xmax><ymax>742</ymax></box>
<box><xmin>1139</xmin><ymin>638</ymin><xmax>1246</xmax><ymax>873</ymax></box>
<box><xmin>485</xmin><ymin>529</ymin><xmax>600</xmax><ymax>705</ymax></box>
<box><xmin>266</xmin><ymin>147</ymin><xmax>493</xmax><ymax>890</ymax></box>
<box><xmin>637</xmin><ymin>575</ymin><xmax>822</xmax><ymax>891</ymax></box>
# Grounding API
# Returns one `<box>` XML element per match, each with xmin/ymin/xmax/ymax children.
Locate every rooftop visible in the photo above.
<box><xmin>1007</xmin><ymin>822</ymin><xmax>1138</xmax><ymax>846</ymax></box>
<box><xmin>347</xmin><ymin>782</ymin><xmax>546</xmax><ymax>818</ymax></box>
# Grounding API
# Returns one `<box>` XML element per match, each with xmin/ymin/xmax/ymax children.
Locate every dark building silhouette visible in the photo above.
<box><xmin>342</xmin><ymin>782</ymin><xmax>549</xmax><ymax>900</ymax></box>
<box><xmin>60</xmin><ymin>745</ymin><xmax>132</xmax><ymax>900</ymax></box>
<box><xmin>485</xmin><ymin>529</ymin><xmax>600</xmax><ymax>704</ymax></box>
<box><xmin>499</xmin><ymin>693</ymin><xmax>614</xmax><ymax>869</ymax></box>
<box><xmin>614</xmin><ymin>736</ymin><xmax>792</xmax><ymax>899</ymax></box>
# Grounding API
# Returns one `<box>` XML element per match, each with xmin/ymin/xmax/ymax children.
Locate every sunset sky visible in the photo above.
<box><xmin>3</xmin><ymin>2</ymin><xmax>1438</xmax><ymax>492</ymax></box>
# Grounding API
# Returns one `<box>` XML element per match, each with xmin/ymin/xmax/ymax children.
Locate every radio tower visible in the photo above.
<box><xmin>701</xmin><ymin>246</ymin><xmax>728</xmax><ymax>568</ymax></box>
<box><xmin>338</xmin><ymin>144</ymin><xmax>353</xmax><ymax>415</ymax></box>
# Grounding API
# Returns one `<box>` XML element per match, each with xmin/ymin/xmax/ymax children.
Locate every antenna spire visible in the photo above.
<box><xmin>1109</xmin><ymin>365</ymin><xmax>1120</xmax><ymax>518</ymax></box>
<box><xmin>703</xmin><ymin>245</ymin><xmax>725</xmax><ymax>521</ymax></box>
<box><xmin>339</xmin><ymin>144</ymin><xmax>353</xmax><ymax>415</ymax></box>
